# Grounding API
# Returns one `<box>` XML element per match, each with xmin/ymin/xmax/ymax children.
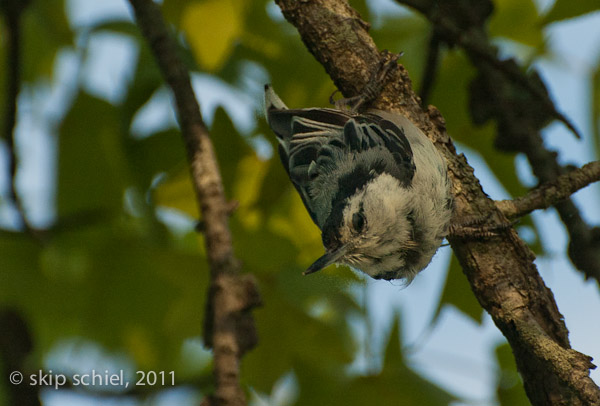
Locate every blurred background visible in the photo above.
<box><xmin>0</xmin><ymin>0</ymin><xmax>599</xmax><ymax>405</ymax></box>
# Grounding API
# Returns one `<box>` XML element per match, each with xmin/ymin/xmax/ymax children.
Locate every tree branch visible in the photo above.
<box><xmin>127</xmin><ymin>1</ymin><xmax>260</xmax><ymax>405</ymax></box>
<box><xmin>497</xmin><ymin>160</ymin><xmax>600</xmax><ymax>219</ymax></box>
<box><xmin>1</xmin><ymin>0</ymin><xmax>32</xmax><ymax>233</ymax></box>
<box><xmin>274</xmin><ymin>1</ymin><xmax>600</xmax><ymax>405</ymax></box>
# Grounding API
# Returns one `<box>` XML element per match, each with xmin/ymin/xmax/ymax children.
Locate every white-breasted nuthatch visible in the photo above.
<box><xmin>264</xmin><ymin>85</ymin><xmax>453</xmax><ymax>282</ymax></box>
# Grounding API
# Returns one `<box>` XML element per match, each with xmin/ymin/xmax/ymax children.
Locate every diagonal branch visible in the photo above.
<box><xmin>274</xmin><ymin>1</ymin><xmax>600</xmax><ymax>405</ymax></box>
<box><xmin>497</xmin><ymin>160</ymin><xmax>600</xmax><ymax>219</ymax></box>
<box><xmin>126</xmin><ymin>1</ymin><xmax>260</xmax><ymax>405</ymax></box>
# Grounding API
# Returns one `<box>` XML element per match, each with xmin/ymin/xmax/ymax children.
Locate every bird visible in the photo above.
<box><xmin>264</xmin><ymin>85</ymin><xmax>453</xmax><ymax>282</ymax></box>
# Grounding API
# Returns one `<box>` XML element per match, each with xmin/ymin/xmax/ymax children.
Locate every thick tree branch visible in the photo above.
<box><xmin>497</xmin><ymin>160</ymin><xmax>600</xmax><ymax>219</ymax></box>
<box><xmin>127</xmin><ymin>1</ymin><xmax>260</xmax><ymax>405</ymax></box>
<box><xmin>1</xmin><ymin>0</ymin><xmax>32</xmax><ymax>233</ymax></box>
<box><xmin>274</xmin><ymin>1</ymin><xmax>600</xmax><ymax>405</ymax></box>
<box><xmin>396</xmin><ymin>0</ymin><xmax>600</xmax><ymax>283</ymax></box>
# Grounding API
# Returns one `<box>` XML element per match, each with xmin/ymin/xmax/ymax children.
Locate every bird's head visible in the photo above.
<box><xmin>306</xmin><ymin>173</ymin><xmax>421</xmax><ymax>282</ymax></box>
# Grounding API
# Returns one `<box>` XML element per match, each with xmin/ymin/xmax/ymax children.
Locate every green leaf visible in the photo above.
<box><xmin>226</xmin><ymin>0</ymin><xmax>332</xmax><ymax>101</ymax></box>
<box><xmin>1</xmin><ymin>220</ymin><xmax>209</xmax><ymax>371</ymax></box>
<box><xmin>0</xmin><ymin>0</ymin><xmax>71</xmax><ymax>115</ymax></box>
<box><xmin>181</xmin><ymin>0</ymin><xmax>244</xmax><ymax>71</ymax></box>
<box><xmin>21</xmin><ymin>0</ymin><xmax>73</xmax><ymax>81</ymax></box>
<box><xmin>378</xmin><ymin>314</ymin><xmax>454</xmax><ymax>405</ymax></box>
<box><xmin>121</xmin><ymin>33</ymin><xmax>165</xmax><ymax>128</ymax></box>
<box><xmin>254</xmin><ymin>155</ymin><xmax>293</xmax><ymax>215</ymax></box>
<box><xmin>432</xmin><ymin>52</ymin><xmax>528</xmax><ymax>198</ymax></box>
<box><xmin>211</xmin><ymin>107</ymin><xmax>254</xmax><ymax>196</ymax></box>
<box><xmin>242</xmin><ymin>273</ymin><xmax>355</xmax><ymax>391</ymax></box>
<box><xmin>162</xmin><ymin>0</ymin><xmax>190</xmax><ymax>27</ymax></box>
<box><xmin>382</xmin><ymin>312</ymin><xmax>404</xmax><ymax>367</ymax></box>
<box><xmin>437</xmin><ymin>254</ymin><xmax>484</xmax><ymax>324</ymax></box>
<box><xmin>495</xmin><ymin>342</ymin><xmax>530</xmax><ymax>406</ymax></box>
<box><xmin>57</xmin><ymin>92</ymin><xmax>128</xmax><ymax>217</ymax></box>
<box><xmin>39</xmin><ymin>222</ymin><xmax>208</xmax><ymax>367</ymax></box>
<box><xmin>153</xmin><ymin>165</ymin><xmax>199</xmax><ymax>218</ymax></box>
<box><xmin>128</xmin><ymin>129</ymin><xmax>186</xmax><ymax>190</ymax></box>
<box><xmin>230</xmin><ymin>218</ymin><xmax>299</xmax><ymax>275</ymax></box>
<box><xmin>0</xmin><ymin>232</ymin><xmax>43</xmax><ymax>306</ymax></box>
<box><xmin>264</xmin><ymin>187</ymin><xmax>326</xmax><ymax>270</ymax></box>
<box><xmin>294</xmin><ymin>313</ymin><xmax>455</xmax><ymax>406</ymax></box>
<box><xmin>488</xmin><ymin>0</ymin><xmax>543</xmax><ymax>48</ymax></box>
<box><xmin>542</xmin><ymin>1</ymin><xmax>600</xmax><ymax>25</ymax></box>
<box><xmin>152</xmin><ymin>107</ymin><xmax>258</xmax><ymax>218</ymax></box>
<box><xmin>431</xmin><ymin>51</ymin><xmax>477</xmax><ymax>140</ymax></box>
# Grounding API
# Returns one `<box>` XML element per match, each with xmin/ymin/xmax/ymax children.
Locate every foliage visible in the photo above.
<box><xmin>0</xmin><ymin>0</ymin><xmax>598</xmax><ymax>405</ymax></box>
<box><xmin>495</xmin><ymin>343</ymin><xmax>530</xmax><ymax>406</ymax></box>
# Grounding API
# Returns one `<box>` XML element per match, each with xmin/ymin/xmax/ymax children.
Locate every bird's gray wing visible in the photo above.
<box><xmin>267</xmin><ymin>108</ymin><xmax>349</xmax><ymax>225</ymax></box>
<box><xmin>346</xmin><ymin>113</ymin><xmax>416</xmax><ymax>186</ymax></box>
<box><xmin>266</xmin><ymin>108</ymin><xmax>416</xmax><ymax>225</ymax></box>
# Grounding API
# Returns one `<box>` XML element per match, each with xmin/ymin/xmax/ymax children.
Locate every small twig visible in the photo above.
<box><xmin>497</xmin><ymin>161</ymin><xmax>600</xmax><ymax>219</ymax></box>
<box><xmin>127</xmin><ymin>1</ymin><xmax>260</xmax><ymax>405</ymax></box>
<box><xmin>1</xmin><ymin>0</ymin><xmax>33</xmax><ymax>233</ymax></box>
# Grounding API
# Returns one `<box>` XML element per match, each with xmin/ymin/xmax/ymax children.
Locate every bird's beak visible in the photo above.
<box><xmin>303</xmin><ymin>245</ymin><xmax>348</xmax><ymax>276</ymax></box>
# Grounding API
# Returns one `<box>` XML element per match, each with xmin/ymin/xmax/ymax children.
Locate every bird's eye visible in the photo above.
<box><xmin>352</xmin><ymin>211</ymin><xmax>366</xmax><ymax>233</ymax></box>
